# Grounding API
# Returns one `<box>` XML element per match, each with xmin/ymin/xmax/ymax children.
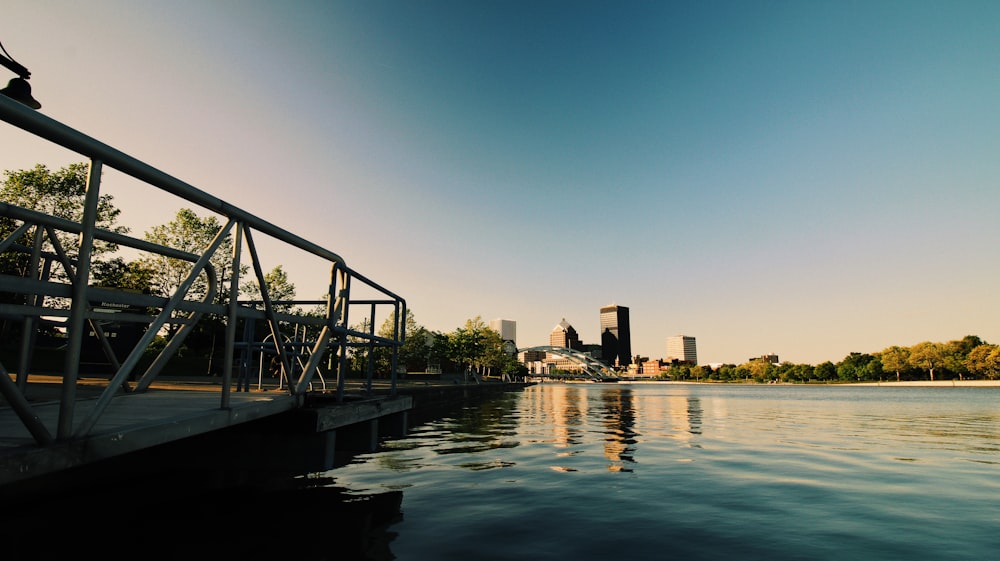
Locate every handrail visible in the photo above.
<box><xmin>0</xmin><ymin>94</ymin><xmax>406</xmax><ymax>446</ymax></box>
<box><xmin>0</xmin><ymin>96</ymin><xmax>345</xmax><ymax>266</ymax></box>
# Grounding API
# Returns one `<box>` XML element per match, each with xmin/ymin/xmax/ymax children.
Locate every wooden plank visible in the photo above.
<box><xmin>306</xmin><ymin>396</ymin><xmax>413</xmax><ymax>432</ymax></box>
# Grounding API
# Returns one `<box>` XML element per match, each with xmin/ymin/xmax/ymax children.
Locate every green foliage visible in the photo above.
<box><xmin>716</xmin><ymin>335</ymin><xmax>990</xmax><ymax>384</ymax></box>
<box><xmin>138</xmin><ymin>208</ymin><xmax>240</xmax><ymax>305</ymax></box>
<box><xmin>91</xmin><ymin>257</ymin><xmax>157</xmax><ymax>293</ymax></box>
<box><xmin>836</xmin><ymin>353</ymin><xmax>882</xmax><ymax>382</ymax></box>
<box><xmin>965</xmin><ymin>345</ymin><xmax>1000</xmax><ymax>380</ymax></box>
<box><xmin>1</xmin><ymin>163</ymin><xmax>127</xmax><ymax>278</ymax></box>
<box><xmin>241</xmin><ymin>265</ymin><xmax>296</xmax><ymax>312</ymax></box>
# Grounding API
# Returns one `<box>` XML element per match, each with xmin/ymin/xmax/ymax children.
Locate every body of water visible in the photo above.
<box><xmin>330</xmin><ymin>382</ymin><xmax>1000</xmax><ymax>561</ymax></box>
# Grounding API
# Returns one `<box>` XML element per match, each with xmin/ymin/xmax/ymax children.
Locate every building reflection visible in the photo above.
<box><xmin>600</xmin><ymin>387</ymin><xmax>637</xmax><ymax>471</ymax></box>
<box><xmin>527</xmin><ymin>384</ymin><xmax>709</xmax><ymax>472</ymax></box>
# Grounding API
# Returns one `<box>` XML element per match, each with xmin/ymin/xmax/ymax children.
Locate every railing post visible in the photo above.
<box><xmin>15</xmin><ymin>224</ymin><xmax>44</xmax><ymax>392</ymax></box>
<box><xmin>221</xmin><ymin>222</ymin><xmax>244</xmax><ymax>408</ymax></box>
<box><xmin>334</xmin><ymin>266</ymin><xmax>350</xmax><ymax>402</ymax></box>
<box><xmin>392</xmin><ymin>300</ymin><xmax>406</xmax><ymax>396</ymax></box>
<box><xmin>57</xmin><ymin>158</ymin><xmax>102</xmax><ymax>438</ymax></box>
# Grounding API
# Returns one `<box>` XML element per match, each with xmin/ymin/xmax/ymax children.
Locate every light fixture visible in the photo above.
<box><xmin>0</xmin><ymin>40</ymin><xmax>41</xmax><ymax>110</ymax></box>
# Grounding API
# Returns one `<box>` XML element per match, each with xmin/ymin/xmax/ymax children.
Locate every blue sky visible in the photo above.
<box><xmin>3</xmin><ymin>1</ymin><xmax>998</xmax><ymax>365</ymax></box>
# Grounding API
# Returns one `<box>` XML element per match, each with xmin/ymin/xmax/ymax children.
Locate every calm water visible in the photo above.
<box><xmin>329</xmin><ymin>382</ymin><xmax>1000</xmax><ymax>561</ymax></box>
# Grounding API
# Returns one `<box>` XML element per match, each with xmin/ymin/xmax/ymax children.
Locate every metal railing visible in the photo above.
<box><xmin>0</xmin><ymin>95</ymin><xmax>406</xmax><ymax>445</ymax></box>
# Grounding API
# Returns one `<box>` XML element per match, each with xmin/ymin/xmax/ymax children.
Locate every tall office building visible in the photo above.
<box><xmin>666</xmin><ymin>335</ymin><xmax>698</xmax><ymax>365</ymax></box>
<box><xmin>599</xmin><ymin>304</ymin><xmax>632</xmax><ymax>367</ymax></box>
<box><xmin>490</xmin><ymin>318</ymin><xmax>517</xmax><ymax>355</ymax></box>
<box><xmin>550</xmin><ymin>318</ymin><xmax>582</xmax><ymax>350</ymax></box>
<box><xmin>489</xmin><ymin>318</ymin><xmax>516</xmax><ymax>345</ymax></box>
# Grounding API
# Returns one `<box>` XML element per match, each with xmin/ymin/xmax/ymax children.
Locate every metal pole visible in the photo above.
<box><xmin>57</xmin><ymin>158</ymin><xmax>102</xmax><ymax>439</ymax></box>
<box><xmin>221</xmin><ymin>223</ymin><xmax>244</xmax><ymax>408</ymax></box>
<box><xmin>16</xmin><ymin>224</ymin><xmax>43</xmax><ymax>392</ymax></box>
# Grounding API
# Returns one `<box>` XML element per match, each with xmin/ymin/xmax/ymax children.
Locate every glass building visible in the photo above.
<box><xmin>599</xmin><ymin>304</ymin><xmax>631</xmax><ymax>367</ymax></box>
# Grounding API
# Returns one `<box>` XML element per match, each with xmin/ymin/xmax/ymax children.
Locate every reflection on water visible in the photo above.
<box><xmin>332</xmin><ymin>383</ymin><xmax>1000</xmax><ymax>561</ymax></box>
<box><xmin>14</xmin><ymin>384</ymin><xmax>996</xmax><ymax>560</ymax></box>
<box><xmin>600</xmin><ymin>387</ymin><xmax>636</xmax><ymax>471</ymax></box>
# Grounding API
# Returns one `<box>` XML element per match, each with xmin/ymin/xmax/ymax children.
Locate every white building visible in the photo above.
<box><xmin>490</xmin><ymin>318</ymin><xmax>517</xmax><ymax>346</ymax></box>
<box><xmin>666</xmin><ymin>335</ymin><xmax>698</xmax><ymax>365</ymax></box>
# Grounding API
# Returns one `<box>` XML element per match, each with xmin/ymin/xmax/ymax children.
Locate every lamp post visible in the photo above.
<box><xmin>0</xmin><ymin>41</ymin><xmax>41</xmax><ymax>109</ymax></box>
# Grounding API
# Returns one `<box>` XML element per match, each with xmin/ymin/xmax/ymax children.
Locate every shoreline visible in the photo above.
<box><xmin>608</xmin><ymin>379</ymin><xmax>1000</xmax><ymax>387</ymax></box>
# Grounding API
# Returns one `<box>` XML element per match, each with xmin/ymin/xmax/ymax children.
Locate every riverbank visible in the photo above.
<box><xmin>613</xmin><ymin>379</ymin><xmax>1000</xmax><ymax>387</ymax></box>
<box><xmin>847</xmin><ymin>379</ymin><xmax>1000</xmax><ymax>387</ymax></box>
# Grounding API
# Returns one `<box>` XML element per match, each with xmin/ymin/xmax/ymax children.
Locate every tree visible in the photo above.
<box><xmin>479</xmin><ymin>326</ymin><xmax>511</xmax><ymax>378</ymax></box>
<box><xmin>1</xmin><ymin>163</ymin><xmax>127</xmax><ymax>279</ymax></box>
<box><xmin>744</xmin><ymin>358</ymin><xmax>775</xmax><ymax>382</ymax></box>
<box><xmin>240</xmin><ymin>265</ymin><xmax>296</xmax><ymax>313</ymax></box>
<box><xmin>943</xmin><ymin>337</ymin><xmax>982</xmax><ymax>380</ymax></box>
<box><xmin>139</xmin><ymin>208</ymin><xmax>239</xmax><ymax>310</ymax></box>
<box><xmin>2</xmin><ymin>163</ymin><xmax>130</xmax><ymax>339</ymax></box>
<box><xmin>837</xmin><ymin>352</ymin><xmax>880</xmax><ymax>382</ymax></box>
<box><xmin>426</xmin><ymin>331</ymin><xmax>454</xmax><ymax>374</ymax></box>
<box><xmin>965</xmin><ymin>344</ymin><xmax>1000</xmax><ymax>380</ymax></box>
<box><xmin>347</xmin><ymin>309</ymin><xmax>424</xmax><ymax>378</ymax></box>
<box><xmin>91</xmin><ymin>257</ymin><xmax>157</xmax><ymax>294</ymax></box>
<box><xmin>379</xmin><ymin>309</ymin><xmax>431</xmax><ymax>374</ymax></box>
<box><xmin>783</xmin><ymin>363</ymin><xmax>814</xmax><ymax>383</ymax></box>
<box><xmin>879</xmin><ymin>346</ymin><xmax>910</xmax><ymax>381</ymax></box>
<box><xmin>450</xmin><ymin>316</ymin><xmax>492</xmax><ymax>378</ymax></box>
<box><xmin>908</xmin><ymin>341</ymin><xmax>945</xmax><ymax>381</ymax></box>
<box><xmin>813</xmin><ymin>361</ymin><xmax>837</xmax><ymax>382</ymax></box>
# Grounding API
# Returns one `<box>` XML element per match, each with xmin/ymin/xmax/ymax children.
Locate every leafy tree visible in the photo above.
<box><xmin>1</xmin><ymin>163</ymin><xmax>127</xmax><ymax>270</ymax></box>
<box><xmin>378</xmin><ymin>309</ymin><xmax>431</xmax><ymax>374</ymax></box>
<box><xmin>965</xmin><ymin>344</ymin><xmax>1000</xmax><ymax>380</ymax></box>
<box><xmin>240</xmin><ymin>264</ymin><xmax>296</xmax><ymax>313</ymax></box>
<box><xmin>908</xmin><ymin>341</ymin><xmax>947</xmax><ymax>381</ymax></box>
<box><xmin>783</xmin><ymin>363</ymin><xmax>814</xmax><ymax>383</ymax></box>
<box><xmin>744</xmin><ymin>359</ymin><xmax>775</xmax><ymax>382</ymax></box>
<box><xmin>813</xmin><ymin>361</ymin><xmax>837</xmax><ymax>382</ymax></box>
<box><xmin>2</xmin><ymin>163</ymin><xmax>130</xmax><ymax>339</ymax></box>
<box><xmin>879</xmin><ymin>346</ymin><xmax>911</xmax><ymax>381</ymax></box>
<box><xmin>426</xmin><ymin>331</ymin><xmax>454</xmax><ymax>373</ymax></box>
<box><xmin>714</xmin><ymin>364</ymin><xmax>739</xmax><ymax>381</ymax></box>
<box><xmin>346</xmin><ymin>309</ymin><xmax>424</xmax><ymax>377</ymax></box>
<box><xmin>837</xmin><ymin>352</ymin><xmax>881</xmax><ymax>382</ymax></box>
<box><xmin>450</xmin><ymin>316</ymin><xmax>493</xmax><ymax>377</ymax></box>
<box><xmin>942</xmin><ymin>336</ymin><xmax>983</xmax><ymax>380</ymax></box>
<box><xmin>91</xmin><ymin>257</ymin><xmax>157</xmax><ymax>293</ymax></box>
<box><xmin>139</xmin><ymin>208</ymin><xmax>240</xmax><ymax>310</ymax></box>
<box><xmin>479</xmin><ymin>325</ymin><xmax>519</xmax><ymax>379</ymax></box>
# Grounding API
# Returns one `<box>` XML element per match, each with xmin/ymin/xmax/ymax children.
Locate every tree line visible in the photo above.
<box><xmin>665</xmin><ymin>335</ymin><xmax>1000</xmax><ymax>383</ymax></box>
<box><xmin>2</xmin><ymin>163</ymin><xmax>524</xmax><ymax>379</ymax></box>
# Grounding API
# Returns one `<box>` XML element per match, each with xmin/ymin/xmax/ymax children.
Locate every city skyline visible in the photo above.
<box><xmin>3</xmin><ymin>2</ymin><xmax>998</xmax><ymax>365</ymax></box>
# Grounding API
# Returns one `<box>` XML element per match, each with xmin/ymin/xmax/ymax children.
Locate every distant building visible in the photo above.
<box><xmin>544</xmin><ymin>319</ymin><xmax>587</xmax><ymax>372</ymax></box>
<box><xmin>751</xmin><ymin>354</ymin><xmax>780</xmax><ymax>364</ymax></box>
<box><xmin>642</xmin><ymin>359</ymin><xmax>667</xmax><ymax>376</ymax></box>
<box><xmin>599</xmin><ymin>304</ymin><xmax>632</xmax><ymax>367</ymax></box>
<box><xmin>490</xmin><ymin>318</ymin><xmax>517</xmax><ymax>354</ymax></box>
<box><xmin>666</xmin><ymin>335</ymin><xmax>698</xmax><ymax>365</ymax></box>
<box><xmin>519</xmin><ymin>349</ymin><xmax>548</xmax><ymax>374</ymax></box>
<box><xmin>550</xmin><ymin>318</ymin><xmax>583</xmax><ymax>351</ymax></box>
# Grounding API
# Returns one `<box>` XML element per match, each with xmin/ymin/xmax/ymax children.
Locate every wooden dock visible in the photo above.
<box><xmin>0</xmin><ymin>374</ymin><xmax>414</xmax><ymax>498</ymax></box>
<box><xmin>0</xmin><ymin>374</ymin><xmax>531</xmax><ymax>500</ymax></box>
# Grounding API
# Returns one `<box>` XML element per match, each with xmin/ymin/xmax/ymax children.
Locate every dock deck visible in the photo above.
<box><xmin>0</xmin><ymin>374</ymin><xmax>415</xmax><ymax>494</ymax></box>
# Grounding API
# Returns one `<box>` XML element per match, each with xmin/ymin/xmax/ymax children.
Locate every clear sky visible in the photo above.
<box><xmin>3</xmin><ymin>1</ymin><xmax>998</xmax><ymax>365</ymax></box>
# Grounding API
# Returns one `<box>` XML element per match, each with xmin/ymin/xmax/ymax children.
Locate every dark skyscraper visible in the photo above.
<box><xmin>600</xmin><ymin>304</ymin><xmax>631</xmax><ymax>367</ymax></box>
